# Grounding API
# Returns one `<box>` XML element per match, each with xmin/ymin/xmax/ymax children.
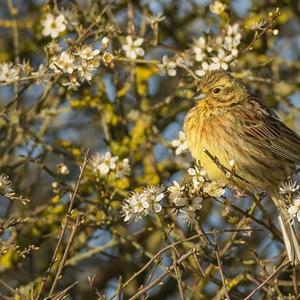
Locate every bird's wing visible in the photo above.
<box><xmin>233</xmin><ymin>97</ymin><xmax>300</xmax><ymax>163</ymax></box>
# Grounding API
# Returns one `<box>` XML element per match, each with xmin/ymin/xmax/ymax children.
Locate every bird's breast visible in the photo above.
<box><xmin>184</xmin><ymin>107</ymin><xmax>233</xmax><ymax>183</ymax></box>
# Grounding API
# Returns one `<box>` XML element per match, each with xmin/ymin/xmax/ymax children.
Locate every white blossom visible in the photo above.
<box><xmin>288</xmin><ymin>198</ymin><xmax>300</xmax><ymax>223</ymax></box>
<box><xmin>74</xmin><ymin>45</ymin><xmax>100</xmax><ymax>82</ymax></box>
<box><xmin>180</xmin><ymin>207</ymin><xmax>197</xmax><ymax>223</ymax></box>
<box><xmin>188</xmin><ymin>167</ymin><xmax>206</xmax><ymax>191</ymax></box>
<box><xmin>60</xmin><ymin>8</ymin><xmax>79</xmax><ymax>30</ymax></box>
<box><xmin>41</xmin><ymin>13</ymin><xmax>67</xmax><ymax>39</ymax></box>
<box><xmin>180</xmin><ymin>196</ymin><xmax>203</xmax><ymax>223</ymax></box>
<box><xmin>143</xmin><ymin>185</ymin><xmax>165</xmax><ymax>213</ymax></box>
<box><xmin>77</xmin><ymin>63</ymin><xmax>96</xmax><ymax>82</ymax></box>
<box><xmin>122</xmin><ymin>202</ymin><xmax>133</xmax><ymax>222</ymax></box>
<box><xmin>192</xmin><ymin>23</ymin><xmax>240</xmax><ymax>78</ymax></box>
<box><xmin>188</xmin><ymin>168</ymin><xmax>196</xmax><ymax>176</ymax></box>
<box><xmin>90</xmin><ymin>152</ymin><xmax>119</xmax><ymax>176</ymax></box>
<box><xmin>175</xmin><ymin>54</ymin><xmax>193</xmax><ymax>68</ymax></box>
<box><xmin>191</xmin><ymin>196</ymin><xmax>203</xmax><ymax>210</ymax></box>
<box><xmin>19</xmin><ymin>60</ymin><xmax>32</xmax><ymax>75</ymax></box>
<box><xmin>168</xmin><ymin>171</ymin><xmax>204</xmax><ymax>223</ymax></box>
<box><xmin>130</xmin><ymin>193</ymin><xmax>150</xmax><ymax>214</ymax></box>
<box><xmin>122</xmin><ymin>185</ymin><xmax>165</xmax><ymax>222</ymax></box>
<box><xmin>145</xmin><ymin>13</ymin><xmax>165</xmax><ymax>26</ymax></box>
<box><xmin>62</xmin><ymin>76</ymin><xmax>80</xmax><ymax>90</ymax></box>
<box><xmin>0</xmin><ymin>62</ymin><xmax>19</xmax><ymax>82</ymax></box>
<box><xmin>193</xmin><ymin>37</ymin><xmax>208</xmax><ymax>62</ymax></box>
<box><xmin>223</xmin><ymin>23</ymin><xmax>241</xmax><ymax>51</ymax></box>
<box><xmin>46</xmin><ymin>41</ymin><xmax>62</xmax><ymax>55</ymax></box>
<box><xmin>31</xmin><ymin>64</ymin><xmax>47</xmax><ymax>81</ymax></box>
<box><xmin>168</xmin><ymin>181</ymin><xmax>188</xmax><ymax>207</ymax></box>
<box><xmin>168</xmin><ymin>179</ymin><xmax>203</xmax><ymax>223</ymax></box>
<box><xmin>203</xmin><ymin>181</ymin><xmax>225</xmax><ymax>197</ymax></box>
<box><xmin>49</xmin><ymin>51</ymin><xmax>74</xmax><ymax>74</ymax></box>
<box><xmin>195</xmin><ymin>62</ymin><xmax>210</xmax><ymax>77</ymax></box>
<box><xmin>122</xmin><ymin>192</ymin><xmax>149</xmax><ymax>222</ymax></box>
<box><xmin>210</xmin><ymin>49</ymin><xmax>233</xmax><ymax>71</ymax></box>
<box><xmin>159</xmin><ymin>55</ymin><xmax>177</xmax><ymax>77</ymax></box>
<box><xmin>122</xmin><ymin>36</ymin><xmax>145</xmax><ymax>59</ymax></box>
<box><xmin>279</xmin><ymin>180</ymin><xmax>300</xmax><ymax>194</ymax></box>
<box><xmin>116</xmin><ymin>158</ymin><xmax>131</xmax><ymax>178</ymax></box>
<box><xmin>75</xmin><ymin>45</ymin><xmax>100</xmax><ymax>60</ymax></box>
<box><xmin>171</xmin><ymin>131</ymin><xmax>188</xmax><ymax>155</ymax></box>
<box><xmin>101</xmin><ymin>37</ymin><xmax>110</xmax><ymax>48</ymax></box>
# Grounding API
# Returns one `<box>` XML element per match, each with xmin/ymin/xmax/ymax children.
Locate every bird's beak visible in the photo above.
<box><xmin>193</xmin><ymin>93</ymin><xmax>206</xmax><ymax>101</ymax></box>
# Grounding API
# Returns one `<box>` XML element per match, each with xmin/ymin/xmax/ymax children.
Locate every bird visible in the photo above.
<box><xmin>183</xmin><ymin>69</ymin><xmax>300</xmax><ymax>264</ymax></box>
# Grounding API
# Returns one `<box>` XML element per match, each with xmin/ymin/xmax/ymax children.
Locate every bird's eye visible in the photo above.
<box><xmin>213</xmin><ymin>88</ymin><xmax>221</xmax><ymax>94</ymax></box>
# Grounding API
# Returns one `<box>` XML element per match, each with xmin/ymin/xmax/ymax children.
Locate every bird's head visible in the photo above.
<box><xmin>194</xmin><ymin>70</ymin><xmax>247</xmax><ymax>105</ymax></box>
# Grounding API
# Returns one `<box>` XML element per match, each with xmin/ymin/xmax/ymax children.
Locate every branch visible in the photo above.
<box><xmin>35</xmin><ymin>151</ymin><xmax>89</xmax><ymax>299</ymax></box>
<box><xmin>244</xmin><ymin>259</ymin><xmax>289</xmax><ymax>300</ymax></box>
<box><xmin>129</xmin><ymin>248</ymin><xmax>196</xmax><ymax>300</ymax></box>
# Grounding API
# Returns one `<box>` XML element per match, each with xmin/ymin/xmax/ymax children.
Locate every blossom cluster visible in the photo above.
<box><xmin>0</xmin><ymin>61</ymin><xmax>35</xmax><ymax>84</ymax></box>
<box><xmin>169</xmin><ymin>166</ymin><xmax>225</xmax><ymax>222</ymax></box>
<box><xmin>156</xmin><ymin>21</ymin><xmax>242</xmax><ymax>79</ymax></box>
<box><xmin>193</xmin><ymin>23</ymin><xmax>241</xmax><ymax>77</ymax></box>
<box><xmin>89</xmin><ymin>151</ymin><xmax>131</xmax><ymax>178</ymax></box>
<box><xmin>0</xmin><ymin>40</ymin><xmax>112</xmax><ymax>88</ymax></box>
<box><xmin>49</xmin><ymin>44</ymin><xmax>102</xmax><ymax>90</ymax></box>
<box><xmin>122</xmin><ymin>165</ymin><xmax>225</xmax><ymax>223</ymax></box>
<box><xmin>122</xmin><ymin>185</ymin><xmax>165</xmax><ymax>222</ymax></box>
<box><xmin>0</xmin><ymin>11</ymin><xmax>113</xmax><ymax>87</ymax></box>
<box><xmin>159</xmin><ymin>55</ymin><xmax>178</xmax><ymax>77</ymax></box>
<box><xmin>0</xmin><ymin>8</ymin><xmax>246</xmax><ymax>88</ymax></box>
<box><xmin>0</xmin><ymin>4</ymin><xmax>280</xmax><ymax>95</ymax></box>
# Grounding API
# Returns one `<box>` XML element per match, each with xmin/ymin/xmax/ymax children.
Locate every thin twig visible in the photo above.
<box><xmin>36</xmin><ymin>151</ymin><xmax>89</xmax><ymax>299</ymax></box>
<box><xmin>0</xmin><ymin>279</ymin><xmax>23</xmax><ymax>297</ymax></box>
<box><xmin>172</xmin><ymin>249</ymin><xmax>186</xmax><ymax>300</ymax></box>
<box><xmin>129</xmin><ymin>249</ymin><xmax>196</xmax><ymax>300</ymax></box>
<box><xmin>48</xmin><ymin>213</ymin><xmax>83</xmax><ymax>296</ymax></box>
<box><xmin>216</xmin><ymin>198</ymin><xmax>282</xmax><ymax>241</ymax></box>
<box><xmin>293</xmin><ymin>267</ymin><xmax>298</xmax><ymax>295</ymax></box>
<box><xmin>214</xmin><ymin>233</ymin><xmax>231</xmax><ymax>300</ymax></box>
<box><xmin>116</xmin><ymin>276</ymin><xmax>123</xmax><ymax>300</ymax></box>
<box><xmin>43</xmin><ymin>281</ymin><xmax>79</xmax><ymax>300</ymax></box>
<box><xmin>140</xmin><ymin>224</ymin><xmax>175</xmax><ymax>300</ymax></box>
<box><xmin>191</xmin><ymin>252</ymin><xmax>207</xmax><ymax>278</ymax></box>
<box><xmin>115</xmin><ymin>235</ymin><xmax>200</xmax><ymax>297</ymax></box>
<box><xmin>244</xmin><ymin>259</ymin><xmax>289</xmax><ymax>300</ymax></box>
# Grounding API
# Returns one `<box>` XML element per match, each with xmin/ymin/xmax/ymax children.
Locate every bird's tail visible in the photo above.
<box><xmin>273</xmin><ymin>196</ymin><xmax>300</xmax><ymax>265</ymax></box>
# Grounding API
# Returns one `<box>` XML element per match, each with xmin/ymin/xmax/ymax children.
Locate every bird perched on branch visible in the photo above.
<box><xmin>184</xmin><ymin>69</ymin><xmax>300</xmax><ymax>264</ymax></box>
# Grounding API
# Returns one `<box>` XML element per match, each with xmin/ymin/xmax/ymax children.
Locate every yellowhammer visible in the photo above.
<box><xmin>184</xmin><ymin>70</ymin><xmax>300</xmax><ymax>264</ymax></box>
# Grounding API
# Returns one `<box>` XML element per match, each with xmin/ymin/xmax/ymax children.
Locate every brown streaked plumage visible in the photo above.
<box><xmin>184</xmin><ymin>70</ymin><xmax>300</xmax><ymax>264</ymax></box>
